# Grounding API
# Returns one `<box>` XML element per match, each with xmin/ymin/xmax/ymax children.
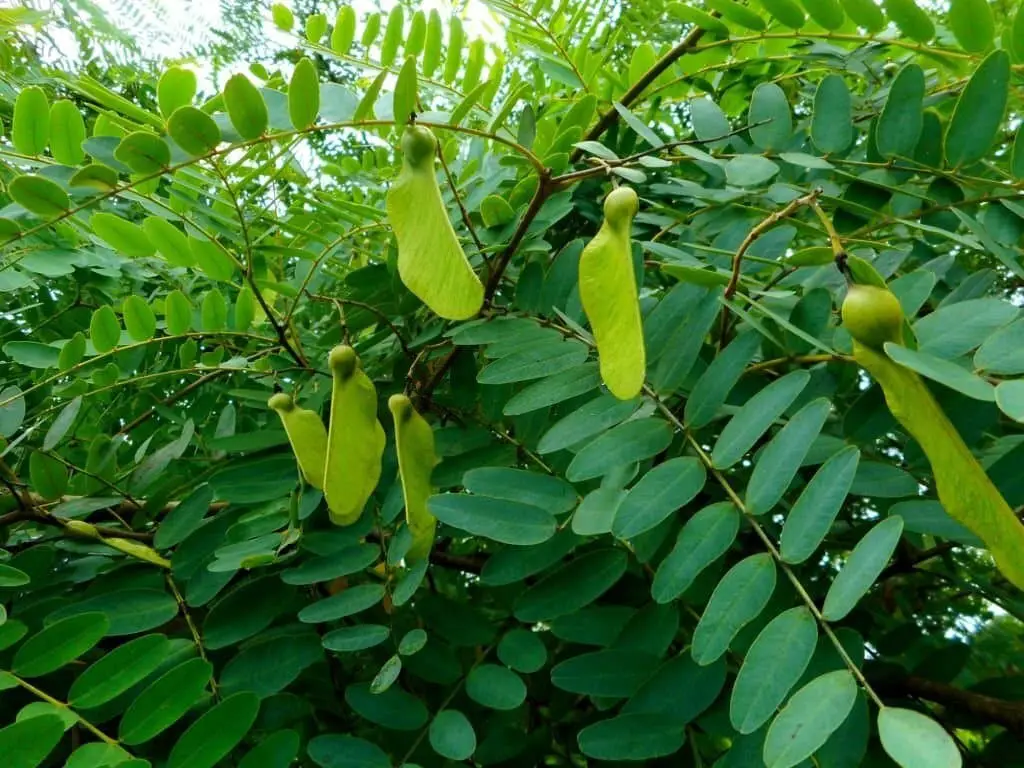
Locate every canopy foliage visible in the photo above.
<box><xmin>2</xmin><ymin>0</ymin><xmax>1024</xmax><ymax>766</ymax></box>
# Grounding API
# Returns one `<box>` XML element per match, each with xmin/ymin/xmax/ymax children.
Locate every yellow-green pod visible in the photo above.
<box><xmin>843</xmin><ymin>282</ymin><xmax>1024</xmax><ymax>591</ymax></box>
<box><xmin>385</xmin><ymin>125</ymin><xmax>484</xmax><ymax>320</ymax></box>
<box><xmin>105</xmin><ymin>537</ymin><xmax>172</xmax><ymax>568</ymax></box>
<box><xmin>578</xmin><ymin>186</ymin><xmax>646</xmax><ymax>400</ymax></box>
<box><xmin>268</xmin><ymin>392</ymin><xmax>328</xmax><ymax>490</ymax></box>
<box><xmin>324</xmin><ymin>345</ymin><xmax>386</xmax><ymax>526</ymax></box>
<box><xmin>388</xmin><ymin>394</ymin><xmax>438</xmax><ymax>562</ymax></box>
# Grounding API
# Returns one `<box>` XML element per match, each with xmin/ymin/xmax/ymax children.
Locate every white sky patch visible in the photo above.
<box><xmin>38</xmin><ymin>0</ymin><xmax>502</xmax><ymax>92</ymax></box>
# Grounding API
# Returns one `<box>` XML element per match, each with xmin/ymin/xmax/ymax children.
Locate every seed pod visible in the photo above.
<box><xmin>385</xmin><ymin>125</ymin><xmax>483</xmax><ymax>320</ymax></box>
<box><xmin>578</xmin><ymin>186</ymin><xmax>646</xmax><ymax>400</ymax></box>
<box><xmin>105</xmin><ymin>538</ymin><xmax>172</xmax><ymax>568</ymax></box>
<box><xmin>268</xmin><ymin>392</ymin><xmax>328</xmax><ymax>490</ymax></box>
<box><xmin>388</xmin><ymin>394</ymin><xmax>438</xmax><ymax>562</ymax></box>
<box><xmin>843</xmin><ymin>282</ymin><xmax>1024</xmax><ymax>590</ymax></box>
<box><xmin>841</xmin><ymin>283</ymin><xmax>904</xmax><ymax>350</ymax></box>
<box><xmin>324</xmin><ymin>345</ymin><xmax>386</xmax><ymax>526</ymax></box>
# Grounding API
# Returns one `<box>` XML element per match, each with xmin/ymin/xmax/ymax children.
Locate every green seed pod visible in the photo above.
<box><xmin>388</xmin><ymin>394</ymin><xmax>438</xmax><ymax>562</ymax></box>
<box><xmin>385</xmin><ymin>125</ymin><xmax>483</xmax><ymax>320</ymax></box>
<box><xmin>844</xmin><ymin>283</ymin><xmax>1024</xmax><ymax>590</ymax></box>
<box><xmin>578</xmin><ymin>186</ymin><xmax>646</xmax><ymax>400</ymax></box>
<box><xmin>268</xmin><ymin>392</ymin><xmax>328</xmax><ymax>490</ymax></box>
<box><xmin>324</xmin><ymin>345</ymin><xmax>386</xmax><ymax>526</ymax></box>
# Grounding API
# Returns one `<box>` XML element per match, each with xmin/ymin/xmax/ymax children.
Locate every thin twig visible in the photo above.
<box><xmin>723</xmin><ymin>189</ymin><xmax>822</xmax><ymax>300</ymax></box>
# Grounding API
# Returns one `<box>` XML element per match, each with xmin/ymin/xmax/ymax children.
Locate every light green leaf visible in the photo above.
<box><xmin>780</xmin><ymin>446</ymin><xmax>860</xmax><ymax>564</ymax></box>
<box><xmin>730</xmin><ymin>607</ymin><xmax>818</xmax><ymax>734</ymax></box>
<box><xmin>68</xmin><ymin>633</ymin><xmax>171</xmax><ymax>708</ymax></box>
<box><xmin>42</xmin><ymin>396</ymin><xmax>81</xmax><ymax>451</ymax></box>
<box><xmin>763</xmin><ymin>670</ymin><xmax>858</xmax><ymax>768</ymax></box>
<box><xmin>758</xmin><ymin>0</ymin><xmax>805</xmax><ymax>28</ymax></box>
<box><xmin>749</xmin><ymin>83</ymin><xmax>792</xmax><ymax>151</ymax></box>
<box><xmin>877</xmin><ymin>64</ymin><xmax>924</xmax><ymax>158</ymax></box>
<box><xmin>996</xmin><ymin>380</ymin><xmax>1024</xmax><ymax>423</ymax></box>
<box><xmin>746</xmin><ymin>398</ymin><xmax>831</xmax><ymax>516</ymax></box>
<box><xmin>498</xmin><ymin>629</ymin><xmax>547</xmax><ymax>673</ymax></box>
<box><xmin>811</xmin><ymin>75</ymin><xmax>853</xmax><ymax>154</ymax></box>
<box><xmin>428</xmin><ymin>493</ymin><xmax>556</xmax><ymax>544</ymax></box>
<box><xmin>13</xmin><ymin>612</ymin><xmax>109</xmax><ymax>677</ymax></box>
<box><xmin>91</xmin><ymin>213</ymin><xmax>155</xmax><ymax>258</ymax></box>
<box><xmin>289</xmin><ymin>58</ymin><xmax>320</xmax><ymax>130</ymax></box>
<box><xmin>725</xmin><ymin>154</ymin><xmax>780</xmax><ymax>186</ymax></box>
<box><xmin>0</xmin><ymin>714</ymin><xmax>65</xmax><ymax>768</ymax></box>
<box><xmin>168</xmin><ymin>692</ymin><xmax>260</xmax><ymax>768</ymax></box>
<box><xmin>884</xmin><ymin>342</ymin><xmax>995</xmax><ymax>402</ymax></box>
<box><xmin>463</xmin><ymin>468</ymin><xmax>577</xmax><ymax>515</ymax></box>
<box><xmin>466</xmin><ymin>664</ymin><xmax>526</xmax><ymax>710</ymax></box>
<box><xmin>8</xmin><ymin>175</ymin><xmax>70</xmax><ymax>217</ymax></box>
<box><xmin>692</xmin><ymin>553</ymin><xmax>776</xmax><ymax>665</ymax></box>
<box><xmin>119</xmin><ymin>658</ymin><xmax>213</xmax><ymax>744</ymax></box>
<box><xmin>157</xmin><ymin>66</ymin><xmax>197</xmax><ymax>118</ymax></box>
<box><xmin>712</xmin><ymin>370</ymin><xmax>809</xmax><ymax>469</ymax></box>
<box><xmin>566</xmin><ymin>418</ymin><xmax>673</xmax><ymax>482</ymax></box>
<box><xmin>12</xmin><ymin>86</ymin><xmax>49</xmax><ymax>155</ymax></box>
<box><xmin>49</xmin><ymin>100</ymin><xmax>86</xmax><ymax>164</ymax></box>
<box><xmin>224</xmin><ymin>74</ymin><xmax>268</xmax><ymax>140</ymax></box>
<box><xmin>392</xmin><ymin>55</ymin><xmax>417</xmax><ymax>127</ymax></box>
<box><xmin>613</xmin><ymin>457</ymin><xmax>706</xmax><ymax>539</ymax></box>
<box><xmin>538</xmin><ymin>393</ymin><xmax>640</xmax><ymax>454</ymax></box>
<box><xmin>878</xmin><ymin>707</ymin><xmax>961</xmax><ymax>768</ymax></box>
<box><xmin>429</xmin><ymin>710</ymin><xmax>476</xmax><ymax>761</ymax></box>
<box><xmin>822</xmin><ymin>516</ymin><xmax>904</xmax><ymax>621</ymax></box>
<box><xmin>168</xmin><ymin>106</ymin><xmax>221</xmax><ymax>156</ymax></box>
<box><xmin>652</xmin><ymin>502</ymin><xmax>740</xmax><ymax>603</ymax></box>
<box><xmin>944</xmin><ymin>49</ymin><xmax>1009</xmax><ymax>168</ymax></box>
<box><xmin>883</xmin><ymin>0</ymin><xmax>934</xmax><ymax>41</ymax></box>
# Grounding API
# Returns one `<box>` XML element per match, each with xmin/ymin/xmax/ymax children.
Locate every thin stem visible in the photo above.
<box><xmin>9</xmin><ymin>674</ymin><xmax>120</xmax><ymax>746</ymax></box>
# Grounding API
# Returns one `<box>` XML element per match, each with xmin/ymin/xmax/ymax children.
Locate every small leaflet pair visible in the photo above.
<box><xmin>842</xmin><ymin>281</ymin><xmax>1024</xmax><ymax>590</ymax></box>
<box><xmin>268</xmin><ymin>345</ymin><xmax>438</xmax><ymax>561</ymax></box>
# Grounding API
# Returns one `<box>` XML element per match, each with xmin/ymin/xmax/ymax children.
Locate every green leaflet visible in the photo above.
<box><xmin>268</xmin><ymin>393</ymin><xmax>328</xmax><ymax>490</ymax></box>
<box><xmin>844</xmin><ymin>284</ymin><xmax>1024</xmax><ymax>591</ymax></box>
<box><xmin>389</xmin><ymin>395</ymin><xmax>439</xmax><ymax>561</ymax></box>
<box><xmin>578</xmin><ymin>186</ymin><xmax>646</xmax><ymax>400</ymax></box>
<box><xmin>385</xmin><ymin>125</ymin><xmax>483</xmax><ymax>320</ymax></box>
<box><xmin>324</xmin><ymin>345</ymin><xmax>386</xmax><ymax>526</ymax></box>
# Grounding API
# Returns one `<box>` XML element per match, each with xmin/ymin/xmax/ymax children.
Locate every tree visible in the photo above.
<box><xmin>1</xmin><ymin>0</ymin><xmax>1024</xmax><ymax>765</ymax></box>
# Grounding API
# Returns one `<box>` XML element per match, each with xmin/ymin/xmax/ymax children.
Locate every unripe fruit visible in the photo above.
<box><xmin>841</xmin><ymin>283</ymin><xmax>904</xmax><ymax>349</ymax></box>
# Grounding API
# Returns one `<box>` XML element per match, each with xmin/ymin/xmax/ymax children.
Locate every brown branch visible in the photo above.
<box><xmin>484</xmin><ymin>176</ymin><xmax>552</xmax><ymax>301</ymax></box>
<box><xmin>0</xmin><ymin>505</ymin><xmax>154</xmax><ymax>542</ymax></box>
<box><xmin>116</xmin><ymin>369</ymin><xmax>229</xmax><ymax>437</ymax></box>
<box><xmin>723</xmin><ymin>189</ymin><xmax>822</xmax><ymax>300</ymax></box>
<box><xmin>570</xmin><ymin>21</ymin><xmax>711</xmax><ymax>162</ymax></box>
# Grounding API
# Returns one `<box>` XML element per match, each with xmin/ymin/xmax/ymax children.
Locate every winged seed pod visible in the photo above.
<box><xmin>324</xmin><ymin>345</ymin><xmax>386</xmax><ymax>526</ymax></box>
<box><xmin>268</xmin><ymin>392</ymin><xmax>328</xmax><ymax>490</ymax></box>
<box><xmin>578</xmin><ymin>186</ymin><xmax>646</xmax><ymax>400</ymax></box>
<box><xmin>389</xmin><ymin>394</ymin><xmax>439</xmax><ymax>562</ymax></box>
<box><xmin>842</xmin><ymin>281</ymin><xmax>1024</xmax><ymax>590</ymax></box>
<box><xmin>385</xmin><ymin>124</ymin><xmax>483</xmax><ymax>320</ymax></box>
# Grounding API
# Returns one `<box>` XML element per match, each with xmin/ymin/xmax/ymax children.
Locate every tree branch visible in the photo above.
<box><xmin>570</xmin><ymin>21</ymin><xmax>710</xmax><ymax>162</ymax></box>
